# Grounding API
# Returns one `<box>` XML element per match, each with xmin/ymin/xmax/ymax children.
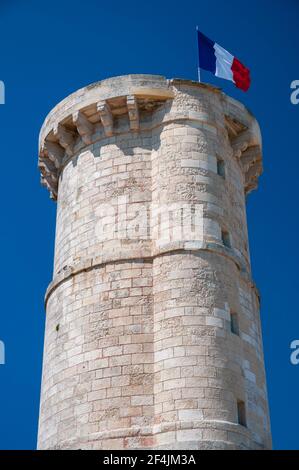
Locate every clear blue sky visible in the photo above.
<box><xmin>0</xmin><ymin>0</ymin><xmax>298</xmax><ymax>450</ymax></box>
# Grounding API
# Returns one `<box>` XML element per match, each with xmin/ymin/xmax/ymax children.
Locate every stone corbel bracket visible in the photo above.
<box><xmin>127</xmin><ymin>95</ymin><xmax>140</xmax><ymax>131</ymax></box>
<box><xmin>39</xmin><ymin>141</ymin><xmax>64</xmax><ymax>198</ymax></box>
<box><xmin>97</xmin><ymin>100</ymin><xmax>114</xmax><ymax>137</ymax></box>
<box><xmin>72</xmin><ymin>111</ymin><xmax>94</xmax><ymax>145</ymax></box>
<box><xmin>223</xmin><ymin>96</ymin><xmax>263</xmax><ymax>194</ymax></box>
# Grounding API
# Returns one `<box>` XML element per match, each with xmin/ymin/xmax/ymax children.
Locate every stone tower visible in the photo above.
<box><xmin>37</xmin><ymin>75</ymin><xmax>271</xmax><ymax>450</ymax></box>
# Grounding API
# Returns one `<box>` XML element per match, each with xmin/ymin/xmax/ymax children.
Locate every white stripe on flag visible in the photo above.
<box><xmin>214</xmin><ymin>43</ymin><xmax>234</xmax><ymax>82</ymax></box>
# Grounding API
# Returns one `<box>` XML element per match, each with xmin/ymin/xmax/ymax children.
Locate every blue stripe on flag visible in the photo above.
<box><xmin>197</xmin><ymin>31</ymin><xmax>216</xmax><ymax>74</ymax></box>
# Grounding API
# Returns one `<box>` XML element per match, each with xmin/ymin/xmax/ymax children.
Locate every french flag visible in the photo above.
<box><xmin>197</xmin><ymin>30</ymin><xmax>251</xmax><ymax>92</ymax></box>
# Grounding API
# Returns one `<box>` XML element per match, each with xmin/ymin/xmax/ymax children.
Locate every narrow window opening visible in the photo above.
<box><xmin>237</xmin><ymin>400</ymin><xmax>247</xmax><ymax>427</ymax></box>
<box><xmin>217</xmin><ymin>158</ymin><xmax>225</xmax><ymax>177</ymax></box>
<box><xmin>230</xmin><ymin>312</ymin><xmax>239</xmax><ymax>335</ymax></box>
<box><xmin>221</xmin><ymin>229</ymin><xmax>231</xmax><ymax>248</ymax></box>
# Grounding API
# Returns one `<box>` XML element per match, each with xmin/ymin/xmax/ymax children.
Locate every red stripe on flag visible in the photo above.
<box><xmin>231</xmin><ymin>57</ymin><xmax>251</xmax><ymax>92</ymax></box>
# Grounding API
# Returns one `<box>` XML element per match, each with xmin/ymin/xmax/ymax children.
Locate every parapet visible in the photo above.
<box><xmin>38</xmin><ymin>74</ymin><xmax>262</xmax><ymax>200</ymax></box>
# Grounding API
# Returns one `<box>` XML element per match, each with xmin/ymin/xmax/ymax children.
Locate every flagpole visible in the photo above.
<box><xmin>196</xmin><ymin>25</ymin><xmax>201</xmax><ymax>82</ymax></box>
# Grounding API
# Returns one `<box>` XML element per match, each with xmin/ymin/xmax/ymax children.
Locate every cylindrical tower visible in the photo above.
<box><xmin>37</xmin><ymin>75</ymin><xmax>271</xmax><ymax>450</ymax></box>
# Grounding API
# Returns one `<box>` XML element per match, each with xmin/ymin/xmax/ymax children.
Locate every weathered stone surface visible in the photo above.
<box><xmin>37</xmin><ymin>74</ymin><xmax>271</xmax><ymax>450</ymax></box>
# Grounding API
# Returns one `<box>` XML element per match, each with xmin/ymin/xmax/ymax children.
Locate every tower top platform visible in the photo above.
<box><xmin>38</xmin><ymin>74</ymin><xmax>262</xmax><ymax>200</ymax></box>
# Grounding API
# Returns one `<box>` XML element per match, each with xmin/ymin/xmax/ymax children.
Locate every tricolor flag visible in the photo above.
<box><xmin>197</xmin><ymin>30</ymin><xmax>251</xmax><ymax>92</ymax></box>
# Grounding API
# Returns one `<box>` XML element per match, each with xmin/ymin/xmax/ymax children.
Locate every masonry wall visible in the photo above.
<box><xmin>38</xmin><ymin>75</ymin><xmax>271</xmax><ymax>449</ymax></box>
